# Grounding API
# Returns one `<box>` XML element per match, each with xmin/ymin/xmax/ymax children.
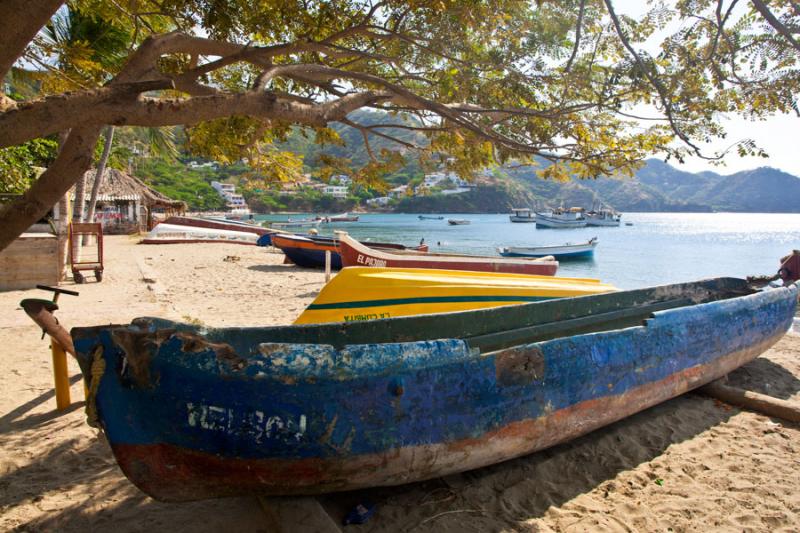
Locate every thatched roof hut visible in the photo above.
<box><xmin>79</xmin><ymin>168</ymin><xmax>186</xmax><ymax>209</ymax></box>
<box><xmin>74</xmin><ymin>168</ymin><xmax>186</xmax><ymax>232</ymax></box>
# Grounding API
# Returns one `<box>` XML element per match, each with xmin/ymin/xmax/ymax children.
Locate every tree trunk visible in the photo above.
<box><xmin>73</xmin><ymin>174</ymin><xmax>86</xmax><ymax>223</ymax></box>
<box><xmin>85</xmin><ymin>126</ymin><xmax>115</xmax><ymax>223</ymax></box>
<box><xmin>0</xmin><ymin>126</ymin><xmax>102</xmax><ymax>253</ymax></box>
<box><xmin>56</xmin><ymin>193</ymin><xmax>71</xmax><ymax>280</ymax></box>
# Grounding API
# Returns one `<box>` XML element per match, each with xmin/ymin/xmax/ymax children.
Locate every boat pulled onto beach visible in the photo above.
<box><xmin>293</xmin><ymin>267</ymin><xmax>617</xmax><ymax>324</ymax></box>
<box><xmin>270</xmin><ymin>233</ymin><xmax>428</xmax><ymax>269</ymax></box>
<box><xmin>49</xmin><ymin>252</ymin><xmax>799</xmax><ymax>501</ymax></box>
<box><xmin>338</xmin><ymin>232</ymin><xmax>559</xmax><ymax>276</ymax></box>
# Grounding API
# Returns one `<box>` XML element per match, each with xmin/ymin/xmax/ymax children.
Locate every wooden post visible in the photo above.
<box><xmin>700</xmin><ymin>379</ymin><xmax>800</xmax><ymax>423</ymax></box>
<box><xmin>51</xmin><ymin>339</ymin><xmax>71</xmax><ymax>410</ymax></box>
<box><xmin>325</xmin><ymin>250</ymin><xmax>331</xmax><ymax>283</ymax></box>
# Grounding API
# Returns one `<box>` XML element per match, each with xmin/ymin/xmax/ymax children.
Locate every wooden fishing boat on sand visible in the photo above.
<box><xmin>338</xmin><ymin>232</ymin><xmax>559</xmax><ymax>276</ymax></box>
<box><xmin>499</xmin><ymin>237</ymin><xmax>598</xmax><ymax>260</ymax></box>
<box><xmin>294</xmin><ymin>267</ymin><xmax>616</xmax><ymax>324</ymax></box>
<box><xmin>17</xmin><ymin>253</ymin><xmax>800</xmax><ymax>501</ymax></box>
<box><xmin>163</xmin><ymin>216</ymin><xmax>272</xmax><ymax>236</ymax></box>
<box><xmin>140</xmin><ymin>223</ymin><xmax>261</xmax><ymax>245</ymax></box>
<box><xmin>271</xmin><ymin>233</ymin><xmax>428</xmax><ymax>269</ymax></box>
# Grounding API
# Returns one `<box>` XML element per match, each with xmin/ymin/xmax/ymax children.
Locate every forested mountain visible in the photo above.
<box><xmin>502</xmin><ymin>160</ymin><xmax>800</xmax><ymax>213</ymax></box>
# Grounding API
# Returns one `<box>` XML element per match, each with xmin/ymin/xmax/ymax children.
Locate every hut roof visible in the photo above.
<box><xmin>76</xmin><ymin>168</ymin><xmax>186</xmax><ymax>210</ymax></box>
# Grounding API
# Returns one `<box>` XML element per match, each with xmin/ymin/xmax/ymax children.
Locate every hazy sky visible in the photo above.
<box><xmin>613</xmin><ymin>0</ymin><xmax>798</xmax><ymax>177</ymax></box>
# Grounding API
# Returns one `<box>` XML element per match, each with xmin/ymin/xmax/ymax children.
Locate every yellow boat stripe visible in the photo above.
<box><xmin>306</xmin><ymin>295</ymin><xmax>557</xmax><ymax>310</ymax></box>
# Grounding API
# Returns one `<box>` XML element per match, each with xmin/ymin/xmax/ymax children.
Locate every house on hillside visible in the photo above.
<box><xmin>322</xmin><ymin>185</ymin><xmax>349</xmax><ymax>198</ymax></box>
<box><xmin>211</xmin><ymin>181</ymin><xmax>249</xmax><ymax>213</ymax></box>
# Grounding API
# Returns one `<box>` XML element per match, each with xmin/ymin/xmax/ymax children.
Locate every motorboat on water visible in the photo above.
<box><xmin>586</xmin><ymin>208</ymin><xmax>621</xmax><ymax>227</ymax></box>
<box><xmin>535</xmin><ymin>207</ymin><xmax>587</xmax><ymax>229</ymax></box>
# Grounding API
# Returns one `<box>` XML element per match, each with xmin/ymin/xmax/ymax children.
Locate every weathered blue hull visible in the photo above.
<box><xmin>71</xmin><ymin>281</ymin><xmax>797</xmax><ymax>501</ymax></box>
<box><xmin>281</xmin><ymin>244</ymin><xmax>343</xmax><ymax>269</ymax></box>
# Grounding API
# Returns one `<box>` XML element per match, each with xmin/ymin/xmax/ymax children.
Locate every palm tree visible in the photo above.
<box><xmin>38</xmin><ymin>8</ymin><xmax>130</xmax><ymax>223</ymax></box>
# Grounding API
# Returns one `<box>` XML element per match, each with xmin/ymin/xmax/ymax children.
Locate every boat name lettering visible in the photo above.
<box><xmin>344</xmin><ymin>312</ymin><xmax>391</xmax><ymax>322</ymax></box>
<box><xmin>356</xmin><ymin>254</ymin><xmax>387</xmax><ymax>268</ymax></box>
<box><xmin>186</xmin><ymin>402</ymin><xmax>307</xmax><ymax>441</ymax></box>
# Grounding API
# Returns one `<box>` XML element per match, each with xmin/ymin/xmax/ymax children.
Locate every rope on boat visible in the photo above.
<box><xmin>85</xmin><ymin>345</ymin><xmax>106</xmax><ymax>428</ymax></box>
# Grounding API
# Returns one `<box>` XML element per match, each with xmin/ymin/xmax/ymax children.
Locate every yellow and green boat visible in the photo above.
<box><xmin>294</xmin><ymin>267</ymin><xmax>617</xmax><ymax>324</ymax></box>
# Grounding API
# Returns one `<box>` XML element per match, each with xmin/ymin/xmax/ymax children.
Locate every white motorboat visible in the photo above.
<box><xmin>586</xmin><ymin>208</ymin><xmax>621</xmax><ymax>227</ymax></box>
<box><xmin>535</xmin><ymin>207</ymin><xmax>587</xmax><ymax>229</ymax></box>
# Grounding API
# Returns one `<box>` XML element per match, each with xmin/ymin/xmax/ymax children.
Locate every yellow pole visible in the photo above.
<box><xmin>51</xmin><ymin>339</ymin><xmax>71</xmax><ymax>410</ymax></box>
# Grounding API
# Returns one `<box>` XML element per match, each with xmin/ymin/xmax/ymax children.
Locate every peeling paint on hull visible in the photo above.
<box><xmin>72</xmin><ymin>281</ymin><xmax>798</xmax><ymax>501</ymax></box>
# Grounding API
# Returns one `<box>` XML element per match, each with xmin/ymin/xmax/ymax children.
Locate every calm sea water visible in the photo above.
<box><xmin>255</xmin><ymin>213</ymin><xmax>800</xmax><ymax>289</ymax></box>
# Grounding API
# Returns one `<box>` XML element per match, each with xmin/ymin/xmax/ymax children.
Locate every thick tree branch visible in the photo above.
<box><xmin>0</xmin><ymin>0</ymin><xmax>64</xmax><ymax>80</ymax></box>
<box><xmin>0</xmin><ymin>126</ymin><xmax>102</xmax><ymax>252</ymax></box>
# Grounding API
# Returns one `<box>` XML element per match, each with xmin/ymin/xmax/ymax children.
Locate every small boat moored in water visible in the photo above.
<box><xmin>418</xmin><ymin>215</ymin><xmax>445</xmax><ymax>220</ymax></box>
<box><xmin>337</xmin><ymin>232</ymin><xmax>559</xmax><ymax>276</ymax></box>
<box><xmin>499</xmin><ymin>237</ymin><xmax>598</xmax><ymax>260</ymax></box>
<box><xmin>586</xmin><ymin>208</ymin><xmax>621</xmax><ymax>227</ymax></box>
<box><xmin>447</xmin><ymin>218</ymin><xmax>471</xmax><ymax>225</ymax></box>
<box><xmin>509</xmin><ymin>207</ymin><xmax>536</xmax><ymax>223</ymax></box>
<box><xmin>316</xmin><ymin>212</ymin><xmax>360</xmax><ymax>223</ymax></box>
<box><xmin>269</xmin><ymin>218</ymin><xmax>322</xmax><ymax>230</ymax></box>
<box><xmin>535</xmin><ymin>207</ymin><xmax>587</xmax><ymax>229</ymax></box>
<box><xmin>48</xmin><ymin>252</ymin><xmax>799</xmax><ymax>500</ymax></box>
<box><xmin>294</xmin><ymin>267</ymin><xmax>616</xmax><ymax>324</ymax></box>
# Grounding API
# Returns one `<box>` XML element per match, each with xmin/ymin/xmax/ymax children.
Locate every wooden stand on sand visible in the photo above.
<box><xmin>700</xmin><ymin>378</ymin><xmax>800</xmax><ymax>423</ymax></box>
<box><xmin>258</xmin><ymin>496</ymin><xmax>342</xmax><ymax>533</ymax></box>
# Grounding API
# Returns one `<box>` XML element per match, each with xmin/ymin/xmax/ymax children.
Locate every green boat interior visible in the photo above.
<box><xmin>72</xmin><ymin>277</ymin><xmax>760</xmax><ymax>357</ymax></box>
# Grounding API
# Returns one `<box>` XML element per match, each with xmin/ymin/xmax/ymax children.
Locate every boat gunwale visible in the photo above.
<box><xmin>70</xmin><ymin>282</ymin><xmax>796</xmax><ymax>386</ymax></box>
<box><xmin>72</xmin><ymin>276</ymin><xmax>764</xmax><ymax>360</ymax></box>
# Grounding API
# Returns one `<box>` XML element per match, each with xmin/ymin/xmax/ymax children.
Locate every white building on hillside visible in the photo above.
<box><xmin>366</xmin><ymin>196</ymin><xmax>391</xmax><ymax>207</ymax></box>
<box><xmin>211</xmin><ymin>181</ymin><xmax>250</xmax><ymax>213</ymax></box>
<box><xmin>322</xmin><ymin>185</ymin><xmax>349</xmax><ymax>198</ymax></box>
<box><xmin>389</xmin><ymin>185</ymin><xmax>409</xmax><ymax>198</ymax></box>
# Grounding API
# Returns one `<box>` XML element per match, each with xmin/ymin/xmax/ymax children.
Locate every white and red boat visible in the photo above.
<box><xmin>337</xmin><ymin>232</ymin><xmax>558</xmax><ymax>276</ymax></box>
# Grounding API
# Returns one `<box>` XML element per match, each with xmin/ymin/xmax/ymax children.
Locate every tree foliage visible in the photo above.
<box><xmin>0</xmin><ymin>0</ymin><xmax>798</xmax><ymax>250</ymax></box>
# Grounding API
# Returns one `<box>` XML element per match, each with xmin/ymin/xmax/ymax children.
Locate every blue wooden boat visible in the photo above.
<box><xmin>270</xmin><ymin>233</ymin><xmax>428</xmax><ymax>269</ymax></box>
<box><xmin>56</xmin><ymin>263</ymin><xmax>799</xmax><ymax>501</ymax></box>
<box><xmin>498</xmin><ymin>237</ymin><xmax>598</xmax><ymax>260</ymax></box>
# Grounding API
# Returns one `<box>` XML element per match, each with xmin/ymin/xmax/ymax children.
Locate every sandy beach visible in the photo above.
<box><xmin>1</xmin><ymin>235</ymin><xmax>798</xmax><ymax>531</ymax></box>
